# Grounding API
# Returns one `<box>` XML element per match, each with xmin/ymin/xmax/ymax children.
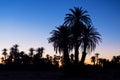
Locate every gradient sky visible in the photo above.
<box><xmin>0</xmin><ymin>0</ymin><xmax>120</xmax><ymax>63</ymax></box>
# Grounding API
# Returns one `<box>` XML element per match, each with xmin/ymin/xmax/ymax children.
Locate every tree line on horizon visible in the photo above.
<box><xmin>91</xmin><ymin>53</ymin><xmax>120</xmax><ymax>67</ymax></box>
<box><xmin>1</xmin><ymin>7</ymin><xmax>102</xmax><ymax>66</ymax></box>
<box><xmin>1</xmin><ymin>44</ymin><xmax>120</xmax><ymax>67</ymax></box>
<box><xmin>1</xmin><ymin>44</ymin><xmax>46</xmax><ymax>65</ymax></box>
<box><xmin>1</xmin><ymin>7</ymin><xmax>120</xmax><ymax>68</ymax></box>
<box><xmin>0</xmin><ymin>44</ymin><xmax>79</xmax><ymax>67</ymax></box>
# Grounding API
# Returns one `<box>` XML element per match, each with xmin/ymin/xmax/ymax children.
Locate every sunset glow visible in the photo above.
<box><xmin>0</xmin><ymin>0</ymin><xmax>120</xmax><ymax>64</ymax></box>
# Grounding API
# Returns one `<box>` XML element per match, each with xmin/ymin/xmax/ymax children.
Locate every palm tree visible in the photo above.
<box><xmin>91</xmin><ymin>56</ymin><xmax>96</xmax><ymax>65</ymax></box>
<box><xmin>46</xmin><ymin>54</ymin><xmax>50</xmax><ymax>61</ymax></box>
<box><xmin>1</xmin><ymin>57</ymin><xmax>4</xmax><ymax>63</ymax></box>
<box><xmin>2</xmin><ymin>48</ymin><xmax>8</xmax><ymax>63</ymax></box>
<box><xmin>13</xmin><ymin>44</ymin><xmax>20</xmax><ymax>64</ymax></box>
<box><xmin>8</xmin><ymin>47</ymin><xmax>15</xmax><ymax>64</ymax></box>
<box><xmin>95</xmin><ymin>53</ymin><xmax>100</xmax><ymax>65</ymax></box>
<box><xmin>13</xmin><ymin>44</ymin><xmax>19</xmax><ymax>53</ymax></box>
<box><xmin>112</xmin><ymin>55</ymin><xmax>120</xmax><ymax>63</ymax></box>
<box><xmin>13</xmin><ymin>44</ymin><xmax>19</xmax><ymax>58</ymax></box>
<box><xmin>64</xmin><ymin>7</ymin><xmax>91</xmax><ymax>64</ymax></box>
<box><xmin>36</xmin><ymin>47</ymin><xmax>44</xmax><ymax>58</ymax></box>
<box><xmin>80</xmin><ymin>26</ymin><xmax>101</xmax><ymax>64</ymax></box>
<box><xmin>48</xmin><ymin>25</ymin><xmax>72</xmax><ymax>65</ymax></box>
<box><xmin>98</xmin><ymin>58</ymin><xmax>103</xmax><ymax>66</ymax></box>
<box><xmin>29</xmin><ymin>48</ymin><xmax>34</xmax><ymax>57</ymax></box>
<box><xmin>64</xmin><ymin>7</ymin><xmax>91</xmax><ymax>27</ymax></box>
<box><xmin>70</xmin><ymin>53</ymin><xmax>74</xmax><ymax>63</ymax></box>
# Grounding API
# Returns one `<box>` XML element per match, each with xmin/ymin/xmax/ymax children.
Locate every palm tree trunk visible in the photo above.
<box><xmin>63</xmin><ymin>47</ymin><xmax>70</xmax><ymax>65</ymax></box>
<box><xmin>5</xmin><ymin>55</ymin><xmax>7</xmax><ymax>63</ymax></box>
<box><xmin>75</xmin><ymin>45</ymin><xmax>79</xmax><ymax>64</ymax></box>
<box><xmin>80</xmin><ymin>52</ymin><xmax>87</xmax><ymax>65</ymax></box>
<box><xmin>80</xmin><ymin>44</ymin><xmax>87</xmax><ymax>65</ymax></box>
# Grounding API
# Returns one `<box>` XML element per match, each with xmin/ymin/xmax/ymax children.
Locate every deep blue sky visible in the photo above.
<box><xmin>0</xmin><ymin>0</ymin><xmax>120</xmax><ymax>63</ymax></box>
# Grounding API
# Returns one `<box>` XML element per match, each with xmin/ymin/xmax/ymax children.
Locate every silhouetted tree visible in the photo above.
<box><xmin>2</xmin><ymin>48</ymin><xmax>8</xmax><ymax>63</ymax></box>
<box><xmin>29</xmin><ymin>48</ymin><xmax>34</xmax><ymax>64</ymax></box>
<box><xmin>91</xmin><ymin>56</ymin><xmax>95</xmax><ymax>65</ymax></box>
<box><xmin>46</xmin><ymin>54</ymin><xmax>50</xmax><ymax>61</ymax></box>
<box><xmin>23</xmin><ymin>54</ymin><xmax>30</xmax><ymax>64</ymax></box>
<box><xmin>49</xmin><ymin>56</ymin><xmax>53</xmax><ymax>62</ymax></box>
<box><xmin>11</xmin><ymin>44</ymin><xmax>20</xmax><ymax>64</ymax></box>
<box><xmin>53</xmin><ymin>55</ymin><xmax>59</xmax><ymax>67</ymax></box>
<box><xmin>64</xmin><ymin>7</ymin><xmax>91</xmax><ymax>64</ymax></box>
<box><xmin>8</xmin><ymin>47</ymin><xmax>15</xmax><ymax>64</ymax></box>
<box><xmin>70</xmin><ymin>53</ymin><xmax>74</xmax><ymax>63</ymax></box>
<box><xmin>111</xmin><ymin>55</ymin><xmax>120</xmax><ymax>63</ymax></box>
<box><xmin>14</xmin><ymin>44</ymin><xmax>19</xmax><ymax>53</ymax></box>
<box><xmin>19</xmin><ymin>51</ymin><xmax>25</xmax><ymax>64</ymax></box>
<box><xmin>36</xmin><ymin>47</ymin><xmax>44</xmax><ymax>58</ymax></box>
<box><xmin>48</xmin><ymin>25</ymin><xmax>72</xmax><ymax>65</ymax></box>
<box><xmin>1</xmin><ymin>57</ymin><xmax>4</xmax><ymax>64</ymax></box>
<box><xmin>95</xmin><ymin>53</ymin><xmax>100</xmax><ymax>65</ymax></box>
<box><xmin>29</xmin><ymin>48</ymin><xmax>34</xmax><ymax>57</ymax></box>
<box><xmin>33</xmin><ymin>47</ymin><xmax>44</xmax><ymax>64</ymax></box>
<box><xmin>80</xmin><ymin>26</ymin><xmax>101</xmax><ymax>65</ymax></box>
<box><xmin>98</xmin><ymin>58</ymin><xmax>103</xmax><ymax>66</ymax></box>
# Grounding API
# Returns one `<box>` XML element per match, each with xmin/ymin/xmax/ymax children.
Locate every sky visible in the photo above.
<box><xmin>0</xmin><ymin>0</ymin><xmax>120</xmax><ymax>63</ymax></box>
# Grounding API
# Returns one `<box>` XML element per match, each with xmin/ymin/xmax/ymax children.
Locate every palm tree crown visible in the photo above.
<box><xmin>36</xmin><ymin>47</ymin><xmax>44</xmax><ymax>58</ymax></box>
<box><xmin>80</xmin><ymin>25</ymin><xmax>101</xmax><ymax>64</ymax></box>
<box><xmin>64</xmin><ymin>7</ymin><xmax>91</xmax><ymax>27</ymax></box>
<box><xmin>29</xmin><ymin>48</ymin><xmax>34</xmax><ymax>57</ymax></box>
<box><xmin>64</xmin><ymin>7</ymin><xmax>92</xmax><ymax>64</ymax></box>
<box><xmin>49</xmin><ymin>25</ymin><xmax>72</xmax><ymax>53</ymax></box>
<box><xmin>48</xmin><ymin>25</ymin><xmax>72</xmax><ymax>65</ymax></box>
<box><xmin>81</xmin><ymin>26</ymin><xmax>101</xmax><ymax>53</ymax></box>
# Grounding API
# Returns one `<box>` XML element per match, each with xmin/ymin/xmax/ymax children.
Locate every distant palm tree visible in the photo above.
<box><xmin>13</xmin><ymin>44</ymin><xmax>19</xmax><ymax>58</ymax></box>
<box><xmin>48</xmin><ymin>25</ymin><xmax>72</xmax><ymax>65</ymax></box>
<box><xmin>80</xmin><ymin>26</ymin><xmax>101</xmax><ymax>64</ymax></box>
<box><xmin>8</xmin><ymin>47</ymin><xmax>15</xmax><ymax>63</ymax></box>
<box><xmin>29</xmin><ymin>48</ymin><xmax>34</xmax><ymax>57</ymax></box>
<box><xmin>13</xmin><ymin>44</ymin><xmax>19</xmax><ymax>53</ymax></box>
<box><xmin>98</xmin><ymin>58</ymin><xmax>103</xmax><ymax>66</ymax></box>
<box><xmin>2</xmin><ymin>48</ymin><xmax>7</xmax><ymax>63</ymax></box>
<box><xmin>46</xmin><ymin>54</ymin><xmax>50</xmax><ymax>61</ymax></box>
<box><xmin>1</xmin><ymin>57</ymin><xmax>4</xmax><ymax>63</ymax></box>
<box><xmin>112</xmin><ymin>55</ymin><xmax>120</xmax><ymax>63</ymax></box>
<box><xmin>13</xmin><ymin>44</ymin><xmax>20</xmax><ymax>64</ymax></box>
<box><xmin>19</xmin><ymin>51</ymin><xmax>25</xmax><ymax>64</ymax></box>
<box><xmin>95</xmin><ymin>53</ymin><xmax>100</xmax><ymax>65</ymax></box>
<box><xmin>70</xmin><ymin>53</ymin><xmax>74</xmax><ymax>63</ymax></box>
<box><xmin>36</xmin><ymin>47</ymin><xmax>44</xmax><ymax>58</ymax></box>
<box><xmin>91</xmin><ymin>56</ymin><xmax>96</xmax><ymax>65</ymax></box>
<box><xmin>64</xmin><ymin>7</ymin><xmax>91</xmax><ymax>64</ymax></box>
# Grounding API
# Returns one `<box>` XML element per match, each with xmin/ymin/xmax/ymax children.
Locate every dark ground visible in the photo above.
<box><xmin>0</xmin><ymin>64</ymin><xmax>119</xmax><ymax>80</ymax></box>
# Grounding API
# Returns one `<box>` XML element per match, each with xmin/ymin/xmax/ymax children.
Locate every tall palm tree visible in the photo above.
<box><xmin>48</xmin><ymin>25</ymin><xmax>72</xmax><ymax>65</ymax></box>
<box><xmin>64</xmin><ymin>7</ymin><xmax>91</xmax><ymax>64</ymax></box>
<box><xmin>80</xmin><ymin>26</ymin><xmax>101</xmax><ymax>64</ymax></box>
